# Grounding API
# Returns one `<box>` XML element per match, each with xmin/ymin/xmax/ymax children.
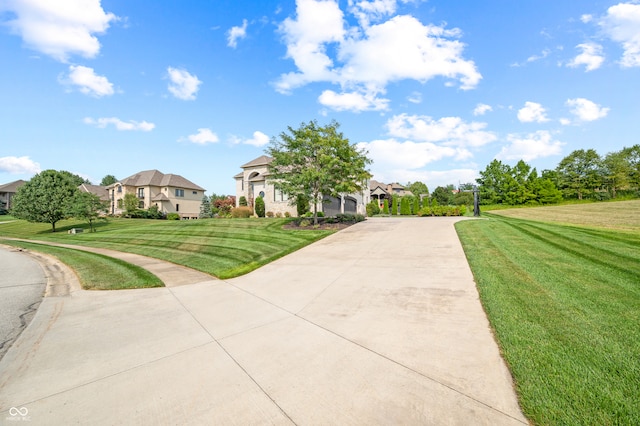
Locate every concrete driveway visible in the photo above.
<box><xmin>0</xmin><ymin>217</ymin><xmax>527</xmax><ymax>425</ymax></box>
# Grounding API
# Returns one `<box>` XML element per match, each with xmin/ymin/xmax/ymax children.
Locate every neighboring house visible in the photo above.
<box><xmin>108</xmin><ymin>170</ymin><xmax>205</xmax><ymax>219</ymax></box>
<box><xmin>235</xmin><ymin>155</ymin><xmax>370</xmax><ymax>217</ymax></box>
<box><xmin>0</xmin><ymin>180</ymin><xmax>26</xmax><ymax>212</ymax></box>
<box><xmin>79</xmin><ymin>183</ymin><xmax>110</xmax><ymax>202</ymax></box>
<box><xmin>369</xmin><ymin>180</ymin><xmax>414</xmax><ymax>206</ymax></box>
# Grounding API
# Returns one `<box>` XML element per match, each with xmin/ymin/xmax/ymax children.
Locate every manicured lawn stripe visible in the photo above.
<box><xmin>0</xmin><ymin>218</ymin><xmax>332</xmax><ymax>278</ymax></box>
<box><xmin>456</xmin><ymin>215</ymin><xmax>640</xmax><ymax>425</ymax></box>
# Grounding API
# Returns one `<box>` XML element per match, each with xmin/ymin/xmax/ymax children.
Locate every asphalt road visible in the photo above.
<box><xmin>0</xmin><ymin>246</ymin><xmax>46</xmax><ymax>360</ymax></box>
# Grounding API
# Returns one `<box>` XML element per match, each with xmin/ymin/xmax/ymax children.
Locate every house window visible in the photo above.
<box><xmin>274</xmin><ymin>189</ymin><xmax>288</xmax><ymax>202</ymax></box>
<box><xmin>176</xmin><ymin>204</ymin><xmax>180</xmax><ymax>212</ymax></box>
<box><xmin>259</xmin><ymin>191</ymin><xmax>265</xmax><ymax>198</ymax></box>
<box><xmin>137</xmin><ymin>188</ymin><xmax>145</xmax><ymax>198</ymax></box>
<box><xmin>192</xmin><ymin>191</ymin><xmax>198</xmax><ymax>195</ymax></box>
<box><xmin>175</xmin><ymin>189</ymin><xmax>184</xmax><ymax>197</ymax></box>
<box><xmin>138</xmin><ymin>201</ymin><xmax>144</xmax><ymax>209</ymax></box>
<box><xmin>117</xmin><ymin>185</ymin><xmax>122</xmax><ymax>193</ymax></box>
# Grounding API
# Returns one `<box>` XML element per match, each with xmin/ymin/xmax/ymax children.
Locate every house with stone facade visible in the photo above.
<box><xmin>0</xmin><ymin>180</ymin><xmax>25</xmax><ymax>212</ymax></box>
<box><xmin>234</xmin><ymin>155</ymin><xmax>370</xmax><ymax>217</ymax></box>
<box><xmin>369</xmin><ymin>180</ymin><xmax>414</xmax><ymax>207</ymax></box>
<box><xmin>107</xmin><ymin>170</ymin><xmax>205</xmax><ymax>219</ymax></box>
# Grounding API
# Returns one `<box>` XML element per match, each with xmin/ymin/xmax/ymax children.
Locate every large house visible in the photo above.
<box><xmin>369</xmin><ymin>180</ymin><xmax>414</xmax><ymax>206</ymax></box>
<box><xmin>234</xmin><ymin>155</ymin><xmax>370</xmax><ymax>216</ymax></box>
<box><xmin>0</xmin><ymin>180</ymin><xmax>25</xmax><ymax>212</ymax></box>
<box><xmin>108</xmin><ymin>170</ymin><xmax>205</xmax><ymax>219</ymax></box>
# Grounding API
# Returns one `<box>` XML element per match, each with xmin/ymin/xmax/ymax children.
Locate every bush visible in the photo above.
<box><xmin>167</xmin><ymin>213</ymin><xmax>180</xmax><ymax>220</ymax></box>
<box><xmin>276</xmin><ymin>212</ymin><xmax>282</xmax><ymax>218</ymax></box>
<box><xmin>400</xmin><ymin>197</ymin><xmax>411</xmax><ymax>215</ymax></box>
<box><xmin>391</xmin><ymin>195</ymin><xmax>399</xmax><ymax>215</ymax></box>
<box><xmin>296</xmin><ymin>194</ymin><xmax>309</xmax><ymax>217</ymax></box>
<box><xmin>255</xmin><ymin>196</ymin><xmax>265</xmax><ymax>217</ymax></box>
<box><xmin>413</xmin><ymin>197</ymin><xmax>420</xmax><ymax>215</ymax></box>
<box><xmin>284</xmin><ymin>211</ymin><xmax>291</xmax><ymax>218</ymax></box>
<box><xmin>231</xmin><ymin>206</ymin><xmax>253</xmax><ymax>218</ymax></box>
<box><xmin>239</xmin><ymin>196</ymin><xmax>248</xmax><ymax>206</ymax></box>
<box><xmin>382</xmin><ymin>199</ymin><xmax>389</xmax><ymax>215</ymax></box>
<box><xmin>366</xmin><ymin>200</ymin><xmax>380</xmax><ymax>216</ymax></box>
<box><xmin>266</xmin><ymin>211</ymin><xmax>274</xmax><ymax>217</ymax></box>
<box><xmin>299</xmin><ymin>219</ymin><xmax>311</xmax><ymax>227</ymax></box>
<box><xmin>417</xmin><ymin>205</ymin><xmax>466</xmax><ymax>217</ymax></box>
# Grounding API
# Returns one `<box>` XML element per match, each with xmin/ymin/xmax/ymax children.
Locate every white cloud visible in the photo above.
<box><xmin>581</xmin><ymin>14</ymin><xmax>593</xmax><ymax>24</ymax></box>
<box><xmin>61</xmin><ymin>65</ymin><xmax>114</xmax><ymax>97</ymax></box>
<box><xmin>244</xmin><ymin>131</ymin><xmax>270</xmax><ymax>147</ymax></box>
<box><xmin>386</xmin><ymin>113</ymin><xmax>497</xmax><ymax>148</ymax></box>
<box><xmin>0</xmin><ymin>156</ymin><xmax>41</xmax><ymax>175</ymax></box>
<box><xmin>496</xmin><ymin>131</ymin><xmax>564</xmax><ymax>162</ymax></box>
<box><xmin>567</xmin><ymin>42</ymin><xmax>604</xmax><ymax>71</ymax></box>
<box><xmin>84</xmin><ymin>117</ymin><xmax>155</xmax><ymax>131</ymax></box>
<box><xmin>276</xmin><ymin>1</ymin><xmax>481</xmax><ymax>111</ymax></box>
<box><xmin>348</xmin><ymin>0</ymin><xmax>397</xmax><ymax>27</ymax></box>
<box><xmin>358</xmin><ymin>139</ymin><xmax>459</xmax><ymax>169</ymax></box>
<box><xmin>473</xmin><ymin>103</ymin><xmax>492</xmax><ymax>116</ymax></box>
<box><xmin>566</xmin><ymin>98</ymin><xmax>609</xmax><ymax>122</ymax></box>
<box><xmin>517</xmin><ymin>101</ymin><xmax>549</xmax><ymax>123</ymax></box>
<box><xmin>227</xmin><ymin>19</ymin><xmax>248</xmax><ymax>48</ymax></box>
<box><xmin>0</xmin><ymin>0</ymin><xmax>117</xmax><ymax>62</ymax></box>
<box><xmin>167</xmin><ymin>67</ymin><xmax>202</xmax><ymax>100</ymax></box>
<box><xmin>599</xmin><ymin>2</ymin><xmax>640</xmax><ymax>67</ymax></box>
<box><xmin>318</xmin><ymin>89</ymin><xmax>389</xmax><ymax>111</ymax></box>
<box><xmin>407</xmin><ymin>91</ymin><xmax>422</xmax><ymax>104</ymax></box>
<box><xmin>182</xmin><ymin>128</ymin><xmax>219</xmax><ymax>145</ymax></box>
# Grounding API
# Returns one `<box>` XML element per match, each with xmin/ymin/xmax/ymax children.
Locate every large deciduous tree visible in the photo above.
<box><xmin>556</xmin><ymin>149</ymin><xmax>602</xmax><ymax>200</ymax></box>
<box><xmin>267</xmin><ymin>120</ymin><xmax>372</xmax><ymax>224</ymax></box>
<box><xmin>11</xmin><ymin>170</ymin><xmax>81</xmax><ymax>232</ymax></box>
<box><xmin>100</xmin><ymin>174</ymin><xmax>118</xmax><ymax>186</ymax></box>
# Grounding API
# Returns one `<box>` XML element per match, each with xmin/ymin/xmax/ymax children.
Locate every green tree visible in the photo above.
<box><xmin>400</xmin><ymin>196</ymin><xmax>411</xmax><ymax>215</ymax></box>
<box><xmin>72</xmin><ymin>192</ymin><xmax>108</xmax><ymax>232</ymax></box>
<box><xmin>412</xmin><ymin>196</ymin><xmax>420</xmax><ymax>214</ymax></box>
<box><xmin>199</xmin><ymin>195</ymin><xmax>213</xmax><ymax>218</ymax></box>
<box><xmin>295</xmin><ymin>194</ymin><xmax>310</xmax><ymax>217</ymax></box>
<box><xmin>382</xmin><ymin>199</ymin><xmax>389</xmax><ymax>215</ymax></box>
<box><xmin>238</xmin><ymin>196</ymin><xmax>248</xmax><ymax>206</ymax></box>
<box><xmin>391</xmin><ymin>195</ymin><xmax>399</xmax><ymax>215</ymax></box>
<box><xmin>100</xmin><ymin>175</ymin><xmax>118</xmax><ymax>186</ymax></box>
<box><xmin>556</xmin><ymin>149</ymin><xmax>603</xmax><ymax>200</ymax></box>
<box><xmin>602</xmin><ymin>150</ymin><xmax>630</xmax><ymax>198</ymax></box>
<box><xmin>123</xmin><ymin>193</ymin><xmax>139</xmax><ymax>217</ymax></box>
<box><xmin>267</xmin><ymin>120</ymin><xmax>371</xmax><ymax>224</ymax></box>
<box><xmin>11</xmin><ymin>170</ymin><xmax>80</xmax><ymax>232</ymax></box>
<box><xmin>477</xmin><ymin>159</ymin><xmax>512</xmax><ymax>204</ymax></box>
<box><xmin>621</xmin><ymin>145</ymin><xmax>640</xmax><ymax>191</ymax></box>
<box><xmin>406</xmin><ymin>181</ymin><xmax>429</xmax><ymax>197</ymax></box>
<box><xmin>433</xmin><ymin>186</ymin><xmax>454</xmax><ymax>205</ymax></box>
<box><xmin>254</xmin><ymin>196</ymin><xmax>265</xmax><ymax>217</ymax></box>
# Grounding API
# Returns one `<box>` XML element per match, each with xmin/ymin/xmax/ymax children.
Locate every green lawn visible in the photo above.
<box><xmin>456</xmin><ymin>213</ymin><xmax>640</xmax><ymax>425</ymax></box>
<box><xmin>2</xmin><ymin>240</ymin><xmax>163</xmax><ymax>290</ymax></box>
<box><xmin>0</xmin><ymin>217</ymin><xmax>333</xmax><ymax>279</ymax></box>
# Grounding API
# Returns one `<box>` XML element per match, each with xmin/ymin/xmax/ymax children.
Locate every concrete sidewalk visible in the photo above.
<box><xmin>0</xmin><ymin>217</ymin><xmax>527</xmax><ymax>425</ymax></box>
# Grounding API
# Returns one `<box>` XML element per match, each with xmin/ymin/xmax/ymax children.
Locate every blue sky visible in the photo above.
<box><xmin>1</xmin><ymin>0</ymin><xmax>639</xmax><ymax>195</ymax></box>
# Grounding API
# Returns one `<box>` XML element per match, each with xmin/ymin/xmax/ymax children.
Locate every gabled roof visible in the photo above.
<box><xmin>116</xmin><ymin>170</ymin><xmax>205</xmax><ymax>191</ymax></box>
<box><xmin>79</xmin><ymin>183</ymin><xmax>109</xmax><ymax>201</ymax></box>
<box><xmin>0</xmin><ymin>180</ymin><xmax>26</xmax><ymax>193</ymax></box>
<box><xmin>241</xmin><ymin>155</ymin><xmax>273</xmax><ymax>169</ymax></box>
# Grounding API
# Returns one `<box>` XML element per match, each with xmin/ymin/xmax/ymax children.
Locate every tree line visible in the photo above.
<box><xmin>477</xmin><ymin>145</ymin><xmax>640</xmax><ymax>205</ymax></box>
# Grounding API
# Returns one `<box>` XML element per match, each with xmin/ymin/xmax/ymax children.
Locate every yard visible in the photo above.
<box><xmin>456</xmin><ymin>201</ymin><xmax>640</xmax><ymax>425</ymax></box>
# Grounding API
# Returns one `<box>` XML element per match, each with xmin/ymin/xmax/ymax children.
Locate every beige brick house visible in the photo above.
<box><xmin>0</xmin><ymin>180</ymin><xmax>26</xmax><ymax>212</ymax></box>
<box><xmin>235</xmin><ymin>155</ymin><xmax>370</xmax><ymax>217</ymax></box>
<box><xmin>108</xmin><ymin>170</ymin><xmax>205</xmax><ymax>219</ymax></box>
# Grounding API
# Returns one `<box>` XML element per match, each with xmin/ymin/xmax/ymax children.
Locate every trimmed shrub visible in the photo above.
<box><xmin>296</xmin><ymin>194</ymin><xmax>309</xmax><ymax>217</ymax></box>
<box><xmin>400</xmin><ymin>197</ymin><xmax>411</xmax><ymax>215</ymax></box>
<box><xmin>284</xmin><ymin>211</ymin><xmax>291</xmax><ymax>218</ymax></box>
<box><xmin>239</xmin><ymin>196</ymin><xmax>248</xmax><ymax>206</ymax></box>
<box><xmin>255</xmin><ymin>196</ymin><xmax>265</xmax><ymax>217</ymax></box>
<box><xmin>366</xmin><ymin>200</ymin><xmax>380</xmax><ymax>216</ymax></box>
<box><xmin>167</xmin><ymin>213</ymin><xmax>180</xmax><ymax>220</ymax></box>
<box><xmin>231</xmin><ymin>206</ymin><xmax>253</xmax><ymax>218</ymax></box>
<box><xmin>392</xmin><ymin>195</ymin><xmax>399</xmax><ymax>215</ymax></box>
<box><xmin>266</xmin><ymin>211</ymin><xmax>274</xmax><ymax>217</ymax></box>
<box><xmin>413</xmin><ymin>197</ymin><xmax>420</xmax><ymax>215</ymax></box>
<box><xmin>382</xmin><ymin>199</ymin><xmax>389</xmax><ymax>215</ymax></box>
